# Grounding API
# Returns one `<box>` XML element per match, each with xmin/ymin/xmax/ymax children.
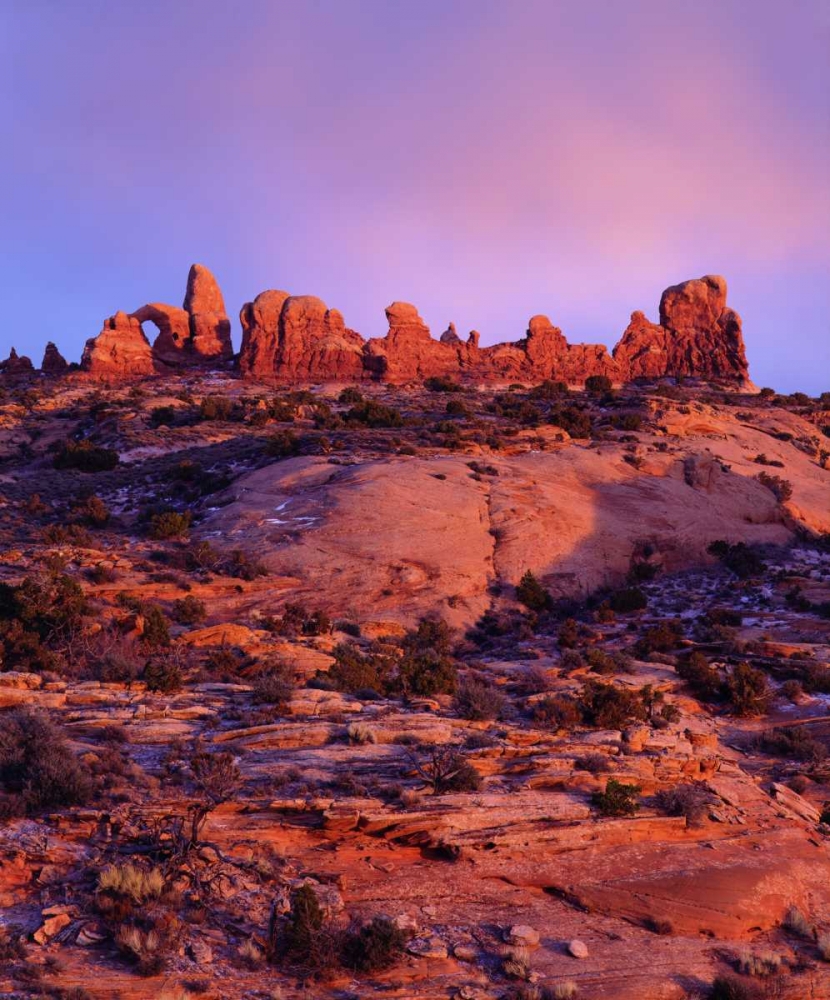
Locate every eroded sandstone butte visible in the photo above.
<box><xmin>69</xmin><ymin>267</ymin><xmax>750</xmax><ymax>384</ymax></box>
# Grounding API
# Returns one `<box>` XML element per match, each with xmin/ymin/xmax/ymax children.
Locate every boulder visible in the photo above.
<box><xmin>568</xmin><ymin>939</ymin><xmax>589</xmax><ymax>959</ymax></box>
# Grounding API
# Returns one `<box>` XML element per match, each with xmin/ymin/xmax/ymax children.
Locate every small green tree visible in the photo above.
<box><xmin>592</xmin><ymin>778</ymin><xmax>641</xmax><ymax>816</ymax></box>
<box><xmin>516</xmin><ymin>570</ymin><xmax>552</xmax><ymax>612</ymax></box>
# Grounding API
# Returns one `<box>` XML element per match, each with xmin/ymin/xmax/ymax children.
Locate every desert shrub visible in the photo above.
<box><xmin>341</xmin><ymin>916</ymin><xmax>406</xmax><ymax>972</ymax></box>
<box><xmin>783</xmin><ymin>904</ymin><xmax>812</xmax><ymax>937</ymax></box>
<box><xmin>709</xmin><ymin>975</ymin><xmax>764</xmax><ymax>1000</ymax></box>
<box><xmin>654</xmin><ymin>782</ymin><xmax>715</xmax><ymax>826</ymax></box>
<box><xmin>676</xmin><ymin>651</ymin><xmax>721</xmax><ymax>700</ymax></box>
<box><xmin>610</xmin><ymin>413</ymin><xmax>643</xmax><ymax>432</ymax></box>
<box><xmin>760</xmin><ymin>726</ymin><xmax>826</xmax><ymax>763</ymax></box>
<box><xmin>609</xmin><ymin>587</ymin><xmax>647</xmax><ymax>613</ymax></box>
<box><xmin>424</xmin><ymin>375</ymin><xmax>461</xmax><ymax>392</ymax></box>
<box><xmin>408</xmin><ymin>743</ymin><xmax>482</xmax><ymax>793</ymax></box>
<box><xmin>53</xmin><ymin>439</ymin><xmax>119</xmax><ymax>472</ymax></box>
<box><xmin>397</xmin><ymin>618</ymin><xmax>458</xmax><ymax>696</ymax></box>
<box><xmin>585</xmin><ymin>375</ymin><xmax>613</xmax><ymax>394</ymax></box>
<box><xmin>574</xmin><ymin>753</ymin><xmax>613</xmax><ymax>773</ymax></box>
<box><xmin>149</xmin><ymin>406</ymin><xmax>176</xmax><ymax>427</ymax></box>
<box><xmin>266</xmin><ymin>429</ymin><xmax>301</xmax><ymax>458</ymax></box>
<box><xmin>141</xmin><ymin>606</ymin><xmax>171</xmax><ymax>648</ymax></box>
<box><xmin>198</xmin><ymin>395</ymin><xmax>235</xmax><ymax>421</ymax></box>
<box><xmin>592</xmin><ymin>778</ymin><xmax>641</xmax><ymax>816</ymax></box>
<box><xmin>85</xmin><ymin>633</ymin><xmax>143</xmax><ymax>683</ymax></box>
<box><xmin>274</xmin><ymin>884</ymin><xmax>336</xmax><ymax>970</ymax></box>
<box><xmin>72</xmin><ymin>494</ymin><xmax>111</xmax><ymax>527</ymax></box>
<box><xmin>143</xmin><ymin>650</ymin><xmax>182</xmax><ymax>692</ymax></box>
<box><xmin>327</xmin><ymin>643</ymin><xmax>393</xmax><ymax>694</ymax></box>
<box><xmin>453</xmin><ymin>674</ymin><xmax>505</xmax><ymax>720</ymax></box>
<box><xmin>346</xmin><ymin>400</ymin><xmax>403</xmax><ymax>428</ymax></box>
<box><xmin>445</xmin><ymin>398</ymin><xmax>470</xmax><ymax>416</ymax></box>
<box><xmin>532</xmin><ymin>695</ymin><xmax>582</xmax><ymax>730</ymax></box>
<box><xmin>756</xmin><ymin>471</ymin><xmax>793</xmax><ymax>502</ymax></box>
<box><xmin>530</xmin><ymin>379</ymin><xmax>568</xmax><ymax>400</ymax></box>
<box><xmin>171</xmin><ymin>595</ymin><xmax>206</xmax><ymax>625</ymax></box>
<box><xmin>338</xmin><ymin>387</ymin><xmax>363</xmax><ymax>405</ymax></box>
<box><xmin>634</xmin><ymin>619</ymin><xmax>683</xmax><ymax>657</ymax></box>
<box><xmin>0</xmin><ymin>708</ymin><xmax>92</xmax><ymax>813</ymax></box>
<box><xmin>253</xmin><ymin>663</ymin><xmax>294</xmax><ymax>706</ymax></box>
<box><xmin>398</xmin><ymin>648</ymin><xmax>458</xmax><ymax>696</ymax></box>
<box><xmin>149</xmin><ymin>510</ymin><xmax>192</xmax><ymax>540</ymax></box>
<box><xmin>585</xmin><ymin>648</ymin><xmax>622</xmax><ymax>675</ymax></box>
<box><xmin>724</xmin><ymin>662</ymin><xmax>771</xmax><ymax>717</ymax></box>
<box><xmin>0</xmin><ymin>572</ymin><xmax>88</xmax><ymax>672</ymax></box>
<box><xmin>516</xmin><ymin>570</ymin><xmax>553</xmax><ymax>612</ymax></box>
<box><xmin>549</xmin><ymin>405</ymin><xmax>592</xmax><ymax>438</ymax></box>
<box><xmin>268</xmin><ymin>602</ymin><xmax>331</xmax><ymax>637</ymax></box>
<box><xmin>558</xmin><ymin>618</ymin><xmax>580</xmax><ymax>649</ymax></box>
<box><xmin>579</xmin><ymin>681</ymin><xmax>647</xmax><ymax>729</ymax></box>
<box><xmin>708</xmin><ymin>540</ymin><xmax>766</xmax><ymax>579</ymax></box>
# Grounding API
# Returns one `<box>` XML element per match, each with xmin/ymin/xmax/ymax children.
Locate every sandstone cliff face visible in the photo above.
<box><xmin>74</xmin><ymin>269</ymin><xmax>751</xmax><ymax>384</ymax></box>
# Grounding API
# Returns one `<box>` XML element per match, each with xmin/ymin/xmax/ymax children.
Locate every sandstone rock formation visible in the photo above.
<box><xmin>80</xmin><ymin>312</ymin><xmax>154</xmax><ymax>379</ymax></box>
<box><xmin>239</xmin><ymin>274</ymin><xmax>748</xmax><ymax>385</ymax></box>
<box><xmin>239</xmin><ymin>291</ymin><xmax>364</xmax><ymax>379</ymax></box>
<box><xmin>0</xmin><ymin>348</ymin><xmax>34</xmax><ymax>376</ymax></box>
<box><xmin>73</xmin><ymin>268</ymin><xmax>750</xmax><ymax>384</ymax></box>
<box><xmin>183</xmin><ymin>262</ymin><xmax>233</xmax><ymax>362</ymax></box>
<box><xmin>615</xmin><ymin>275</ymin><xmax>748</xmax><ymax>381</ymax></box>
<box><xmin>40</xmin><ymin>341</ymin><xmax>68</xmax><ymax>375</ymax></box>
<box><xmin>82</xmin><ymin>264</ymin><xmax>232</xmax><ymax>379</ymax></box>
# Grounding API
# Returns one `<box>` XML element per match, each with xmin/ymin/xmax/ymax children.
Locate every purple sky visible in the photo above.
<box><xmin>2</xmin><ymin>0</ymin><xmax>828</xmax><ymax>391</ymax></box>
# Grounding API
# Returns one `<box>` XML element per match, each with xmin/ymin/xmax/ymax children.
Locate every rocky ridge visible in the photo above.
<box><xmin>11</xmin><ymin>268</ymin><xmax>750</xmax><ymax>385</ymax></box>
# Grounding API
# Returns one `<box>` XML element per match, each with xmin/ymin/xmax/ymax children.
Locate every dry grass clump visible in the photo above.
<box><xmin>735</xmin><ymin>948</ymin><xmax>784</xmax><ymax>976</ymax></box>
<box><xmin>347</xmin><ymin>722</ymin><xmax>377</xmax><ymax>745</ymax></box>
<box><xmin>98</xmin><ymin>864</ymin><xmax>165</xmax><ymax>904</ymax></box>
<box><xmin>783</xmin><ymin>903</ymin><xmax>812</xmax><ymax>937</ymax></box>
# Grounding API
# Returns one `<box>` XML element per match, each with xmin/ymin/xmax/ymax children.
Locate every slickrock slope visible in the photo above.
<box><xmin>205</xmin><ymin>398</ymin><xmax>828</xmax><ymax>629</ymax></box>
<box><xmin>65</xmin><ymin>267</ymin><xmax>751</xmax><ymax>384</ymax></box>
<box><xmin>0</xmin><ymin>371</ymin><xmax>829</xmax><ymax>999</ymax></box>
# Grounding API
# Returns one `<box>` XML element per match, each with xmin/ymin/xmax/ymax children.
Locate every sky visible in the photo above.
<box><xmin>1</xmin><ymin>0</ymin><xmax>828</xmax><ymax>392</ymax></box>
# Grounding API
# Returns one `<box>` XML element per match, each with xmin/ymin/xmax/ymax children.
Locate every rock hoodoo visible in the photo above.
<box><xmin>615</xmin><ymin>275</ymin><xmax>748</xmax><ymax>382</ymax></box>
<box><xmin>40</xmin><ymin>341</ymin><xmax>69</xmax><ymax>375</ymax></box>
<box><xmin>0</xmin><ymin>348</ymin><xmax>35</xmax><ymax>376</ymax></box>
<box><xmin>66</xmin><ymin>268</ymin><xmax>752</xmax><ymax>384</ymax></box>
